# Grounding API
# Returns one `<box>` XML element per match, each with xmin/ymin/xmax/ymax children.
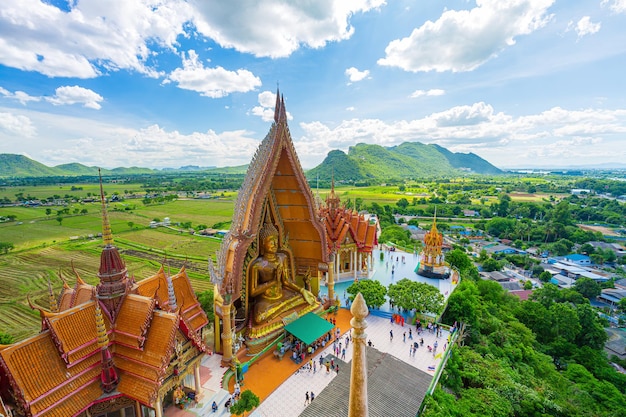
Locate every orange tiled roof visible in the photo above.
<box><xmin>58</xmin><ymin>288</ymin><xmax>74</xmax><ymax>311</ymax></box>
<box><xmin>46</xmin><ymin>301</ymin><xmax>102</xmax><ymax>365</ymax></box>
<box><xmin>116</xmin><ymin>372</ymin><xmax>158</xmax><ymax>406</ymax></box>
<box><xmin>114</xmin><ymin>294</ymin><xmax>155</xmax><ymax>349</ymax></box>
<box><xmin>136</xmin><ymin>267</ymin><xmax>208</xmax><ymax>333</ymax></box>
<box><xmin>113</xmin><ymin>310</ymin><xmax>178</xmax><ymax>372</ymax></box>
<box><xmin>0</xmin><ymin>331</ymin><xmax>101</xmax><ymax>417</ymax></box>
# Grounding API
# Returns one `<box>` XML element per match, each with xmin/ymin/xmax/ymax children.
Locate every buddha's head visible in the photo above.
<box><xmin>259</xmin><ymin>222</ymin><xmax>279</xmax><ymax>255</ymax></box>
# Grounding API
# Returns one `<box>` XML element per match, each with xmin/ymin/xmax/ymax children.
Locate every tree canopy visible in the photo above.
<box><xmin>387</xmin><ymin>278</ymin><xmax>444</xmax><ymax>315</ymax></box>
<box><xmin>346</xmin><ymin>279</ymin><xmax>387</xmax><ymax>309</ymax></box>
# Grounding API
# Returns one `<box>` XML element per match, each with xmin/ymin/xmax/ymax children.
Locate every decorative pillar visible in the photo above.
<box><xmin>353</xmin><ymin>251</ymin><xmax>358</xmax><ymax>279</ymax></box>
<box><xmin>154</xmin><ymin>398</ymin><xmax>163</xmax><ymax>417</ymax></box>
<box><xmin>221</xmin><ymin>301</ymin><xmax>233</xmax><ymax>366</ymax></box>
<box><xmin>327</xmin><ymin>254</ymin><xmax>335</xmax><ymax>302</ymax></box>
<box><xmin>120</xmin><ymin>408</ymin><xmax>126</xmax><ymax>417</ymax></box>
<box><xmin>349</xmin><ymin>293</ymin><xmax>369</xmax><ymax>417</ymax></box>
<box><xmin>194</xmin><ymin>363</ymin><xmax>201</xmax><ymax>394</ymax></box>
<box><xmin>134</xmin><ymin>401</ymin><xmax>141</xmax><ymax>417</ymax></box>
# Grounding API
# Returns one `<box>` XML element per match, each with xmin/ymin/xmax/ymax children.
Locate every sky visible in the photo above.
<box><xmin>1</xmin><ymin>0</ymin><xmax>626</xmax><ymax>171</ymax></box>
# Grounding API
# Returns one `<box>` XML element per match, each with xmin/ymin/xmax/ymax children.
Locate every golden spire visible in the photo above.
<box><xmin>48</xmin><ymin>277</ymin><xmax>58</xmax><ymax>313</ymax></box>
<box><xmin>98</xmin><ymin>168</ymin><xmax>114</xmax><ymax>246</ymax></box>
<box><xmin>95</xmin><ymin>301</ymin><xmax>109</xmax><ymax>349</ymax></box>
<box><xmin>430</xmin><ymin>206</ymin><xmax>438</xmax><ymax>233</ymax></box>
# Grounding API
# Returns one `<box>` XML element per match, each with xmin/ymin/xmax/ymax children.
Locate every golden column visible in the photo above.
<box><xmin>327</xmin><ymin>253</ymin><xmax>336</xmax><ymax>302</ymax></box>
<box><xmin>349</xmin><ymin>292</ymin><xmax>369</xmax><ymax>417</ymax></box>
<box><xmin>221</xmin><ymin>295</ymin><xmax>234</xmax><ymax>366</ymax></box>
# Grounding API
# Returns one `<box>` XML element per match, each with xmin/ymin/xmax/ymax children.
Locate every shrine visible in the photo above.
<box><xmin>210</xmin><ymin>89</ymin><xmax>330</xmax><ymax>361</ymax></box>
<box><xmin>417</xmin><ymin>213</ymin><xmax>450</xmax><ymax>279</ymax></box>
<box><xmin>0</xmin><ymin>173</ymin><xmax>209</xmax><ymax>417</ymax></box>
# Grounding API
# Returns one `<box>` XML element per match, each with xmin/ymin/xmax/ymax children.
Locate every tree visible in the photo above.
<box><xmin>481</xmin><ymin>258</ymin><xmax>502</xmax><ymax>272</ymax></box>
<box><xmin>445</xmin><ymin>249</ymin><xmax>473</xmax><ymax>272</ymax></box>
<box><xmin>128</xmin><ymin>221</ymin><xmax>135</xmax><ymax>229</ymax></box>
<box><xmin>539</xmin><ymin>270</ymin><xmax>553</xmax><ymax>283</ymax></box>
<box><xmin>0</xmin><ymin>331</ymin><xmax>13</xmax><ymax>344</ymax></box>
<box><xmin>196</xmin><ymin>289</ymin><xmax>215</xmax><ymax>322</ymax></box>
<box><xmin>229</xmin><ymin>389</ymin><xmax>260</xmax><ymax>416</ymax></box>
<box><xmin>0</xmin><ymin>242</ymin><xmax>15</xmax><ymax>254</ymax></box>
<box><xmin>396</xmin><ymin>197</ymin><xmax>409</xmax><ymax>209</ymax></box>
<box><xmin>573</xmin><ymin>277</ymin><xmax>601</xmax><ymax>300</ymax></box>
<box><xmin>45</xmin><ymin>208</ymin><xmax>52</xmax><ymax>216</ymax></box>
<box><xmin>346</xmin><ymin>279</ymin><xmax>387</xmax><ymax>308</ymax></box>
<box><xmin>387</xmin><ymin>279</ymin><xmax>445</xmax><ymax>315</ymax></box>
<box><xmin>56</xmin><ymin>216</ymin><xmax>63</xmax><ymax>226</ymax></box>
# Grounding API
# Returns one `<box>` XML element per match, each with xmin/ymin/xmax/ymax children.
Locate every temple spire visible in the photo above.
<box><xmin>99</xmin><ymin>168</ymin><xmax>113</xmax><ymax>246</ymax></box>
<box><xmin>167</xmin><ymin>275</ymin><xmax>178</xmax><ymax>312</ymax></box>
<box><xmin>274</xmin><ymin>87</ymin><xmax>281</xmax><ymax>123</ymax></box>
<box><xmin>95</xmin><ymin>300</ymin><xmax>119</xmax><ymax>393</ymax></box>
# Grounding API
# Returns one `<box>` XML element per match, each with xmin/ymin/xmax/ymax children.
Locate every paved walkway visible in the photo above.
<box><xmin>250</xmin><ymin>312</ymin><xmax>449</xmax><ymax>417</ymax></box>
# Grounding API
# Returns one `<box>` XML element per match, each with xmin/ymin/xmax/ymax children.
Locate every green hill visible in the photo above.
<box><xmin>0</xmin><ymin>154</ymin><xmax>64</xmax><ymax>177</ymax></box>
<box><xmin>54</xmin><ymin>162</ymin><xmax>100</xmax><ymax>175</ymax></box>
<box><xmin>306</xmin><ymin>141</ymin><xmax>501</xmax><ymax>181</ymax></box>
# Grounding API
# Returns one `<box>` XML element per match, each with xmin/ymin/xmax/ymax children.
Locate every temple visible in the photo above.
<box><xmin>0</xmin><ymin>172</ymin><xmax>209</xmax><ymax>417</ymax></box>
<box><xmin>417</xmin><ymin>212</ymin><xmax>450</xmax><ymax>279</ymax></box>
<box><xmin>210</xmin><ymin>89</ymin><xmax>330</xmax><ymax>360</ymax></box>
<box><xmin>319</xmin><ymin>177</ymin><xmax>378</xmax><ymax>283</ymax></box>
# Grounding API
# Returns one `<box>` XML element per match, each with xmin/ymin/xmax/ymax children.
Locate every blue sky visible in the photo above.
<box><xmin>1</xmin><ymin>0</ymin><xmax>625</xmax><ymax>170</ymax></box>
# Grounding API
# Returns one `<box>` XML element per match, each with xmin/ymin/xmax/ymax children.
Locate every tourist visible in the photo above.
<box><xmin>304</xmin><ymin>391</ymin><xmax>309</xmax><ymax>406</ymax></box>
<box><xmin>390</xmin><ymin>329</ymin><xmax>393</xmax><ymax>341</ymax></box>
<box><xmin>335</xmin><ymin>364</ymin><xmax>339</xmax><ymax>374</ymax></box>
<box><xmin>311</xmin><ymin>391</ymin><xmax>315</xmax><ymax>401</ymax></box>
<box><xmin>367</xmin><ymin>339</ymin><xmax>373</xmax><ymax>347</ymax></box>
<box><xmin>341</xmin><ymin>348</ymin><xmax>346</xmax><ymax>360</ymax></box>
<box><xmin>403</xmin><ymin>332</ymin><xmax>406</xmax><ymax>342</ymax></box>
<box><xmin>409</xmin><ymin>328</ymin><xmax>413</xmax><ymax>340</ymax></box>
<box><xmin>212</xmin><ymin>401</ymin><xmax>218</xmax><ymax>413</ymax></box>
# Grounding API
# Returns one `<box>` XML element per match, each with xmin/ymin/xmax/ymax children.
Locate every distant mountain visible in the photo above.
<box><xmin>54</xmin><ymin>163</ymin><xmax>100</xmax><ymax>175</ymax></box>
<box><xmin>0</xmin><ymin>154</ymin><xmax>161</xmax><ymax>177</ymax></box>
<box><xmin>0</xmin><ymin>154</ymin><xmax>65</xmax><ymax>177</ymax></box>
<box><xmin>306</xmin><ymin>141</ymin><xmax>502</xmax><ymax>181</ymax></box>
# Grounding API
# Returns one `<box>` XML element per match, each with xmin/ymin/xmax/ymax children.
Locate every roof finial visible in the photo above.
<box><xmin>274</xmin><ymin>86</ymin><xmax>281</xmax><ymax>123</ymax></box>
<box><xmin>99</xmin><ymin>168</ymin><xmax>114</xmax><ymax>246</ymax></box>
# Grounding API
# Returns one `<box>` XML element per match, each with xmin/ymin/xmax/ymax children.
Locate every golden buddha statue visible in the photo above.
<box><xmin>249</xmin><ymin>222</ymin><xmax>316</xmax><ymax>324</ymax></box>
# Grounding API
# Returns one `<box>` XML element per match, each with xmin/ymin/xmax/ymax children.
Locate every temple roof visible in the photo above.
<box><xmin>320</xmin><ymin>182</ymin><xmax>378</xmax><ymax>253</ymax></box>
<box><xmin>213</xmin><ymin>89</ymin><xmax>328</xmax><ymax>297</ymax></box>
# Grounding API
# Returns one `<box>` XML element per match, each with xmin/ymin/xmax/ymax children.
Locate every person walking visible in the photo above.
<box><xmin>311</xmin><ymin>391</ymin><xmax>315</xmax><ymax>402</ymax></box>
<box><xmin>341</xmin><ymin>348</ymin><xmax>346</xmax><ymax>360</ymax></box>
<box><xmin>390</xmin><ymin>329</ymin><xmax>393</xmax><ymax>341</ymax></box>
<box><xmin>304</xmin><ymin>391</ymin><xmax>310</xmax><ymax>406</ymax></box>
<box><xmin>403</xmin><ymin>331</ymin><xmax>406</xmax><ymax>342</ymax></box>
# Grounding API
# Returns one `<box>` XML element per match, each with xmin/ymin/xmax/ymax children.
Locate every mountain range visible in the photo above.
<box><xmin>0</xmin><ymin>141</ymin><xmax>501</xmax><ymax>179</ymax></box>
<box><xmin>306</xmin><ymin>142</ymin><xmax>502</xmax><ymax>181</ymax></box>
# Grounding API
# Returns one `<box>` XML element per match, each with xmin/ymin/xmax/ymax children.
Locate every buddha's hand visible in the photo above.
<box><xmin>300</xmin><ymin>288</ymin><xmax>316</xmax><ymax>304</ymax></box>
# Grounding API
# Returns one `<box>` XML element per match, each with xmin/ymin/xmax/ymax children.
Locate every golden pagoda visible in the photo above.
<box><xmin>417</xmin><ymin>211</ymin><xmax>450</xmax><ymax>279</ymax></box>
<box><xmin>0</xmin><ymin>172</ymin><xmax>209</xmax><ymax>417</ymax></box>
<box><xmin>210</xmin><ymin>89</ymin><xmax>329</xmax><ymax>358</ymax></box>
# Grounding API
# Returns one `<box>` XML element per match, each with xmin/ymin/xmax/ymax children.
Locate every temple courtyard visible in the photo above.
<box><xmin>164</xmin><ymin>305</ymin><xmax>451</xmax><ymax>417</ymax></box>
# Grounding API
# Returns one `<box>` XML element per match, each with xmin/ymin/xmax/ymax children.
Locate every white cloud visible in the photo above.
<box><xmin>295</xmin><ymin>104</ymin><xmax>626</xmax><ymax>168</ymax></box>
<box><xmin>345</xmin><ymin>67</ymin><xmax>370</xmax><ymax>83</ymax></box>
<box><xmin>46</xmin><ymin>86</ymin><xmax>104</xmax><ymax>109</ymax></box>
<box><xmin>250</xmin><ymin>90</ymin><xmax>292</xmax><ymax>122</ymax></box>
<box><xmin>167</xmin><ymin>50</ymin><xmax>262</xmax><ymax>98</ymax></box>
<box><xmin>0</xmin><ymin>0</ymin><xmax>195</xmax><ymax>78</ymax></box>
<box><xmin>410</xmin><ymin>89</ymin><xmax>445</xmax><ymax>98</ymax></box>
<box><xmin>0</xmin><ymin>87</ymin><xmax>41</xmax><ymax>105</ymax></box>
<box><xmin>346</xmin><ymin>106</ymin><xmax>355</xmax><ymax>111</ymax></box>
<box><xmin>602</xmin><ymin>0</ymin><xmax>626</xmax><ymax>14</ymax></box>
<box><xmin>378</xmin><ymin>0</ymin><xmax>554</xmax><ymax>72</ymax></box>
<box><xmin>0</xmin><ymin>112</ymin><xmax>37</xmax><ymax>137</ymax></box>
<box><xmin>571</xmin><ymin>16</ymin><xmax>601</xmax><ymax>38</ymax></box>
<box><xmin>191</xmin><ymin>0</ymin><xmax>386</xmax><ymax>58</ymax></box>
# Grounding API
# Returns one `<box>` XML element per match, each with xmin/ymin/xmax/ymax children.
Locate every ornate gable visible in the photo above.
<box><xmin>212</xmin><ymin>90</ymin><xmax>328</xmax><ymax>300</ymax></box>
